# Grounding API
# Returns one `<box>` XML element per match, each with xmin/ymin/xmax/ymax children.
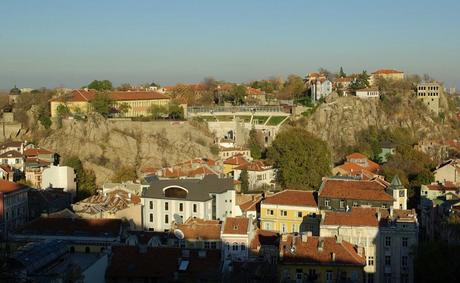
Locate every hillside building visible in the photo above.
<box><xmin>416</xmin><ymin>82</ymin><xmax>441</xmax><ymax>114</ymax></box>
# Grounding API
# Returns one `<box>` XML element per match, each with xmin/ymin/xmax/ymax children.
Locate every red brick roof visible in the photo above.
<box><xmin>0</xmin><ymin>180</ymin><xmax>26</xmax><ymax>193</ymax></box>
<box><xmin>0</xmin><ymin>150</ymin><xmax>23</xmax><ymax>158</ymax></box>
<box><xmin>222</xmin><ymin>217</ymin><xmax>250</xmax><ymax>235</ymax></box>
<box><xmin>174</xmin><ymin>217</ymin><xmax>221</xmax><ymax>240</ymax></box>
<box><xmin>323</xmin><ymin>207</ymin><xmax>379</xmax><ymax>227</ymax></box>
<box><xmin>280</xmin><ymin>234</ymin><xmax>365</xmax><ymax>266</ymax></box>
<box><xmin>239</xmin><ymin>195</ymin><xmax>262</xmax><ymax>212</ymax></box>
<box><xmin>24</xmin><ymin>148</ymin><xmax>53</xmax><ymax>156</ymax></box>
<box><xmin>319</xmin><ymin>178</ymin><xmax>393</xmax><ymax>202</ymax></box>
<box><xmin>234</xmin><ymin>160</ymin><xmax>272</xmax><ymax>171</ymax></box>
<box><xmin>263</xmin><ymin>190</ymin><xmax>318</xmax><ymax>207</ymax></box>
<box><xmin>51</xmin><ymin>89</ymin><xmax>169</xmax><ymax>102</ymax></box>
<box><xmin>223</xmin><ymin>155</ymin><xmax>249</xmax><ymax>166</ymax></box>
<box><xmin>372</xmin><ymin>69</ymin><xmax>404</xmax><ymax>75</ymax></box>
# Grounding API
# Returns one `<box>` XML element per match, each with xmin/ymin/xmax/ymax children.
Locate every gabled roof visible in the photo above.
<box><xmin>239</xmin><ymin>195</ymin><xmax>262</xmax><ymax>212</ymax></box>
<box><xmin>0</xmin><ymin>141</ymin><xmax>23</xmax><ymax>149</ymax></box>
<box><xmin>263</xmin><ymin>190</ymin><xmax>317</xmax><ymax>207</ymax></box>
<box><xmin>222</xmin><ymin>217</ymin><xmax>250</xmax><ymax>235</ymax></box>
<box><xmin>24</xmin><ymin>148</ymin><xmax>53</xmax><ymax>156</ymax></box>
<box><xmin>280</xmin><ymin>234</ymin><xmax>365</xmax><ymax>266</ymax></box>
<box><xmin>319</xmin><ymin>178</ymin><xmax>393</xmax><ymax>202</ymax></box>
<box><xmin>346</xmin><ymin>152</ymin><xmax>368</xmax><ymax>159</ymax></box>
<box><xmin>323</xmin><ymin>207</ymin><xmax>379</xmax><ymax>227</ymax></box>
<box><xmin>0</xmin><ymin>150</ymin><xmax>23</xmax><ymax>158</ymax></box>
<box><xmin>223</xmin><ymin>155</ymin><xmax>249</xmax><ymax>166</ymax></box>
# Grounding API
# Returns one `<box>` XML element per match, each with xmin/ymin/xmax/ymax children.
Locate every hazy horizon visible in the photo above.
<box><xmin>1</xmin><ymin>0</ymin><xmax>459</xmax><ymax>90</ymax></box>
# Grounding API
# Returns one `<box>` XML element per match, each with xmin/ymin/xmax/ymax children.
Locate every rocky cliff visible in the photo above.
<box><xmin>37</xmin><ymin>115</ymin><xmax>215</xmax><ymax>185</ymax></box>
<box><xmin>295</xmin><ymin>93</ymin><xmax>459</xmax><ymax>158</ymax></box>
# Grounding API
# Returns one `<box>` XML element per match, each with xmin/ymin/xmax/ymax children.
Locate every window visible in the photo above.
<box><xmin>85</xmin><ymin>247</ymin><xmax>90</xmax><ymax>253</ymax></box>
<box><xmin>281</xmin><ymin>224</ymin><xmax>287</xmax><ymax>233</ymax></box>
<box><xmin>232</xmin><ymin>242</ymin><xmax>238</xmax><ymax>251</ymax></box>
<box><xmin>292</xmin><ymin>224</ymin><xmax>298</xmax><ymax>233</ymax></box>
<box><xmin>267</xmin><ymin>209</ymin><xmax>274</xmax><ymax>216</ymax></box>
<box><xmin>384</xmin><ymin>274</ymin><xmax>391</xmax><ymax>283</ymax></box>
<box><xmin>339</xmin><ymin>200</ymin><xmax>345</xmax><ymax>208</ymax></box>
<box><xmin>326</xmin><ymin>270</ymin><xmax>333</xmax><ymax>283</ymax></box>
<box><xmin>165</xmin><ymin>202</ymin><xmax>169</xmax><ymax>211</ymax></box>
<box><xmin>179</xmin><ymin>203</ymin><xmax>184</xmax><ymax>212</ymax></box>
<box><xmin>368</xmin><ymin>256</ymin><xmax>374</xmax><ymax>266</ymax></box>
<box><xmin>165</xmin><ymin>214</ymin><xmax>169</xmax><ymax>224</ymax></box>
<box><xmin>280</xmin><ymin>210</ymin><xmax>287</xmax><ymax>216</ymax></box>
<box><xmin>402</xmin><ymin>255</ymin><xmax>408</xmax><ymax>267</ymax></box>
<box><xmin>149</xmin><ymin>213</ymin><xmax>153</xmax><ymax>222</ymax></box>
<box><xmin>204</xmin><ymin>242</ymin><xmax>210</xmax><ymax>249</ymax></box>
<box><xmin>325</xmin><ymin>199</ymin><xmax>330</xmax><ymax>207</ymax></box>
<box><xmin>210</xmin><ymin>242</ymin><xmax>217</xmax><ymax>249</ymax></box>
<box><xmin>297</xmin><ymin>211</ymin><xmax>302</xmax><ymax>218</ymax></box>
<box><xmin>385</xmin><ymin>236</ymin><xmax>391</xmax><ymax>246</ymax></box>
<box><xmin>241</xmin><ymin>244</ymin><xmax>246</xmax><ymax>251</ymax></box>
<box><xmin>193</xmin><ymin>204</ymin><xmax>197</xmax><ymax>213</ymax></box>
<box><xmin>352</xmin><ymin>201</ymin><xmax>358</xmax><ymax>207</ymax></box>
<box><xmin>399</xmin><ymin>190</ymin><xmax>405</xmax><ymax>197</ymax></box>
<box><xmin>401</xmin><ymin>274</ymin><xmax>409</xmax><ymax>283</ymax></box>
<box><xmin>149</xmin><ymin>201</ymin><xmax>153</xmax><ymax>209</ymax></box>
<box><xmin>296</xmin><ymin>269</ymin><xmax>302</xmax><ymax>280</ymax></box>
<box><xmin>367</xmin><ymin>273</ymin><xmax>374</xmax><ymax>283</ymax></box>
<box><xmin>402</xmin><ymin>237</ymin><xmax>408</xmax><ymax>247</ymax></box>
<box><xmin>264</xmin><ymin>222</ymin><xmax>272</xmax><ymax>230</ymax></box>
<box><xmin>385</xmin><ymin>255</ymin><xmax>391</xmax><ymax>266</ymax></box>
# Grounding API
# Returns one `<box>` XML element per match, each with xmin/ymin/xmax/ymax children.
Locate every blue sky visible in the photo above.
<box><xmin>1</xmin><ymin>0</ymin><xmax>459</xmax><ymax>89</ymax></box>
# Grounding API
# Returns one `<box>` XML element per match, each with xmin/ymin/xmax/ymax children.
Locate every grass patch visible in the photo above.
<box><xmin>266</xmin><ymin>116</ymin><xmax>288</xmax><ymax>125</ymax></box>
<box><xmin>252</xmin><ymin>116</ymin><xmax>269</xmax><ymax>124</ymax></box>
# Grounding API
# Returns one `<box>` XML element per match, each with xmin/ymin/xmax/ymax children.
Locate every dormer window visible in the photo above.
<box><xmin>163</xmin><ymin>186</ymin><xmax>188</xmax><ymax>198</ymax></box>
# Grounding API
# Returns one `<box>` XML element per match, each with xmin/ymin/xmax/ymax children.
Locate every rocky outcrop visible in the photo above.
<box><xmin>38</xmin><ymin>115</ymin><xmax>215</xmax><ymax>185</ymax></box>
<box><xmin>297</xmin><ymin>94</ymin><xmax>458</xmax><ymax>158</ymax></box>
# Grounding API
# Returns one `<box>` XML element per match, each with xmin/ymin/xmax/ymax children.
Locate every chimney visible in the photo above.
<box><xmin>331</xmin><ymin>252</ymin><xmax>336</xmax><ymax>262</ymax></box>
<box><xmin>377</xmin><ymin>211</ymin><xmax>382</xmax><ymax>221</ymax></box>
<box><xmin>390</xmin><ymin>207</ymin><xmax>394</xmax><ymax>218</ymax></box>
<box><xmin>302</xmin><ymin>233</ymin><xmax>308</xmax><ymax>243</ymax></box>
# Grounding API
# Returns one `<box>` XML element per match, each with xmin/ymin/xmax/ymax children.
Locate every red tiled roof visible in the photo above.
<box><xmin>246</xmin><ymin>87</ymin><xmax>264</xmax><ymax>96</ymax></box>
<box><xmin>107</xmin><ymin>246</ymin><xmax>221</xmax><ymax>281</ymax></box>
<box><xmin>223</xmin><ymin>155</ymin><xmax>249</xmax><ymax>166</ymax></box>
<box><xmin>372</xmin><ymin>69</ymin><xmax>404</xmax><ymax>75</ymax></box>
<box><xmin>319</xmin><ymin>178</ymin><xmax>393</xmax><ymax>202</ymax></box>
<box><xmin>234</xmin><ymin>160</ymin><xmax>272</xmax><ymax>171</ymax></box>
<box><xmin>0</xmin><ymin>150</ymin><xmax>23</xmax><ymax>158</ymax></box>
<box><xmin>426</xmin><ymin>182</ymin><xmax>459</xmax><ymax>191</ymax></box>
<box><xmin>0</xmin><ymin>180</ymin><xmax>26</xmax><ymax>193</ymax></box>
<box><xmin>346</xmin><ymin>152</ymin><xmax>368</xmax><ymax>159</ymax></box>
<box><xmin>24</xmin><ymin>148</ymin><xmax>53</xmax><ymax>156</ymax></box>
<box><xmin>263</xmin><ymin>190</ymin><xmax>318</xmax><ymax>207</ymax></box>
<box><xmin>222</xmin><ymin>217</ymin><xmax>250</xmax><ymax>235</ymax></box>
<box><xmin>51</xmin><ymin>89</ymin><xmax>169</xmax><ymax>102</ymax></box>
<box><xmin>280</xmin><ymin>234</ymin><xmax>365</xmax><ymax>266</ymax></box>
<box><xmin>239</xmin><ymin>196</ymin><xmax>262</xmax><ymax>212</ymax></box>
<box><xmin>323</xmin><ymin>207</ymin><xmax>379</xmax><ymax>227</ymax></box>
<box><xmin>174</xmin><ymin>217</ymin><xmax>221</xmax><ymax>240</ymax></box>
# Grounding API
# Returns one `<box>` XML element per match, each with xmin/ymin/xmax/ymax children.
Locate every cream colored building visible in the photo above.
<box><xmin>50</xmin><ymin>89</ymin><xmax>171</xmax><ymax>118</ymax></box>
<box><xmin>434</xmin><ymin>159</ymin><xmax>460</xmax><ymax>185</ymax></box>
<box><xmin>370</xmin><ymin>69</ymin><xmax>405</xmax><ymax>85</ymax></box>
<box><xmin>416</xmin><ymin>82</ymin><xmax>441</xmax><ymax>114</ymax></box>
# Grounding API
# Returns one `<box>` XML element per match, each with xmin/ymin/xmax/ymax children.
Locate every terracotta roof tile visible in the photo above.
<box><xmin>223</xmin><ymin>155</ymin><xmax>249</xmax><ymax>166</ymax></box>
<box><xmin>346</xmin><ymin>152</ymin><xmax>368</xmax><ymax>159</ymax></box>
<box><xmin>250</xmin><ymin>229</ymin><xmax>279</xmax><ymax>250</ymax></box>
<box><xmin>222</xmin><ymin>217</ymin><xmax>250</xmax><ymax>235</ymax></box>
<box><xmin>280</xmin><ymin>234</ymin><xmax>365</xmax><ymax>266</ymax></box>
<box><xmin>0</xmin><ymin>150</ymin><xmax>23</xmax><ymax>158</ymax></box>
<box><xmin>0</xmin><ymin>180</ymin><xmax>27</xmax><ymax>193</ymax></box>
<box><xmin>234</xmin><ymin>160</ymin><xmax>273</xmax><ymax>171</ymax></box>
<box><xmin>24</xmin><ymin>148</ymin><xmax>53</xmax><ymax>156</ymax></box>
<box><xmin>263</xmin><ymin>190</ymin><xmax>318</xmax><ymax>207</ymax></box>
<box><xmin>372</xmin><ymin>69</ymin><xmax>404</xmax><ymax>75</ymax></box>
<box><xmin>323</xmin><ymin>207</ymin><xmax>379</xmax><ymax>227</ymax></box>
<box><xmin>319</xmin><ymin>178</ymin><xmax>393</xmax><ymax>202</ymax></box>
<box><xmin>174</xmin><ymin>217</ymin><xmax>221</xmax><ymax>240</ymax></box>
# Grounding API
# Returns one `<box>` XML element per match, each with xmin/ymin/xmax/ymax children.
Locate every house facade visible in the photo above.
<box><xmin>233</xmin><ymin>160</ymin><xmax>276</xmax><ymax>191</ymax></box>
<box><xmin>416</xmin><ymin>82</ymin><xmax>441</xmax><ymax>115</ymax></box>
<box><xmin>141</xmin><ymin>175</ymin><xmax>240</xmax><ymax>232</ymax></box>
<box><xmin>370</xmin><ymin>69</ymin><xmax>405</xmax><ymax>85</ymax></box>
<box><xmin>305</xmin><ymin>73</ymin><xmax>333</xmax><ymax>102</ymax></box>
<box><xmin>260</xmin><ymin>190</ymin><xmax>319</xmax><ymax>234</ymax></box>
<box><xmin>434</xmin><ymin>159</ymin><xmax>459</xmax><ymax>185</ymax></box>
<box><xmin>355</xmin><ymin>88</ymin><xmax>380</xmax><ymax>98</ymax></box>
<box><xmin>41</xmin><ymin>165</ymin><xmax>77</xmax><ymax>197</ymax></box>
<box><xmin>0</xmin><ymin>180</ymin><xmax>29</xmax><ymax>237</ymax></box>
<box><xmin>221</xmin><ymin>217</ymin><xmax>252</xmax><ymax>261</ymax></box>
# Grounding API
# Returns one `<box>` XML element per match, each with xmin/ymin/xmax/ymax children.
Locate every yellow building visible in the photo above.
<box><xmin>223</xmin><ymin>154</ymin><xmax>249</xmax><ymax>175</ymax></box>
<box><xmin>260</xmin><ymin>190</ymin><xmax>318</xmax><ymax>233</ymax></box>
<box><xmin>279</xmin><ymin>233</ymin><xmax>366</xmax><ymax>283</ymax></box>
<box><xmin>50</xmin><ymin>89</ymin><xmax>170</xmax><ymax>118</ymax></box>
<box><xmin>369</xmin><ymin>69</ymin><xmax>405</xmax><ymax>85</ymax></box>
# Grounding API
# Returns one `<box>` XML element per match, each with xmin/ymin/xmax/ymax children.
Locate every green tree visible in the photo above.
<box><xmin>268</xmin><ymin>128</ymin><xmax>331</xmax><ymax>190</ymax></box>
<box><xmin>239</xmin><ymin>169</ymin><xmax>249</xmax><ymax>193</ymax></box>
<box><xmin>90</xmin><ymin>92</ymin><xmax>114</xmax><ymax>117</ymax></box>
<box><xmin>38</xmin><ymin>111</ymin><xmax>52</xmax><ymax>129</ymax></box>
<box><xmin>61</xmin><ymin>156</ymin><xmax>97</xmax><ymax>201</ymax></box>
<box><xmin>226</xmin><ymin>85</ymin><xmax>246</xmax><ymax>105</ymax></box>
<box><xmin>248</xmin><ymin>128</ymin><xmax>263</xmax><ymax>159</ymax></box>
<box><xmin>168</xmin><ymin>103</ymin><xmax>184</xmax><ymax>120</ymax></box>
<box><xmin>349</xmin><ymin>70</ymin><xmax>370</xmax><ymax>90</ymax></box>
<box><xmin>112</xmin><ymin>166</ymin><xmax>137</xmax><ymax>182</ymax></box>
<box><xmin>149</xmin><ymin>104</ymin><xmax>168</xmax><ymax>119</ymax></box>
<box><xmin>117</xmin><ymin>102</ymin><xmax>131</xmax><ymax>116</ymax></box>
<box><xmin>87</xmin><ymin>80</ymin><xmax>113</xmax><ymax>91</ymax></box>
<box><xmin>338</xmin><ymin>66</ymin><xmax>346</xmax><ymax>78</ymax></box>
<box><xmin>279</xmin><ymin>74</ymin><xmax>306</xmax><ymax>100</ymax></box>
<box><xmin>56</xmin><ymin>104</ymin><xmax>71</xmax><ymax>117</ymax></box>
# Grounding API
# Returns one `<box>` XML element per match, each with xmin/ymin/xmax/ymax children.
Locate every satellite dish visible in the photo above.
<box><xmin>174</xmin><ymin>229</ymin><xmax>185</xmax><ymax>240</ymax></box>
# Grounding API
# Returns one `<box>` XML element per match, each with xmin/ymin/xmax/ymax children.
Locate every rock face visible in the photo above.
<box><xmin>39</xmin><ymin>115</ymin><xmax>215</xmax><ymax>185</ymax></box>
<box><xmin>297</xmin><ymin>95</ymin><xmax>458</xmax><ymax>157</ymax></box>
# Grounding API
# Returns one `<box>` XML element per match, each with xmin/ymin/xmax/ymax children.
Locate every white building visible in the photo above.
<box><xmin>233</xmin><ymin>160</ymin><xmax>276</xmax><ymax>191</ymax></box>
<box><xmin>321</xmin><ymin>207</ymin><xmax>418</xmax><ymax>283</ymax></box>
<box><xmin>0</xmin><ymin>150</ymin><xmax>24</xmax><ymax>171</ymax></box>
<box><xmin>434</xmin><ymin>159</ymin><xmax>460</xmax><ymax>185</ymax></box>
<box><xmin>41</xmin><ymin>165</ymin><xmax>77</xmax><ymax>197</ymax></box>
<box><xmin>221</xmin><ymin>217</ymin><xmax>253</xmax><ymax>262</ymax></box>
<box><xmin>355</xmin><ymin>88</ymin><xmax>380</xmax><ymax>98</ymax></box>
<box><xmin>142</xmin><ymin>175</ymin><xmax>241</xmax><ymax>232</ymax></box>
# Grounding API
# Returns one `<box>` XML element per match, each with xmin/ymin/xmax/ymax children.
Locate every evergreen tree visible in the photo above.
<box><xmin>239</xmin><ymin>169</ymin><xmax>249</xmax><ymax>193</ymax></box>
<box><xmin>338</xmin><ymin>66</ymin><xmax>346</xmax><ymax>78</ymax></box>
<box><xmin>248</xmin><ymin>128</ymin><xmax>263</xmax><ymax>159</ymax></box>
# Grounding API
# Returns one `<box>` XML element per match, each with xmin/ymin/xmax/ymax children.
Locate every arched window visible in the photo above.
<box><xmin>163</xmin><ymin>187</ymin><xmax>188</xmax><ymax>198</ymax></box>
<box><xmin>232</xmin><ymin>242</ymin><xmax>238</xmax><ymax>251</ymax></box>
<box><xmin>240</xmin><ymin>244</ymin><xmax>246</xmax><ymax>251</ymax></box>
